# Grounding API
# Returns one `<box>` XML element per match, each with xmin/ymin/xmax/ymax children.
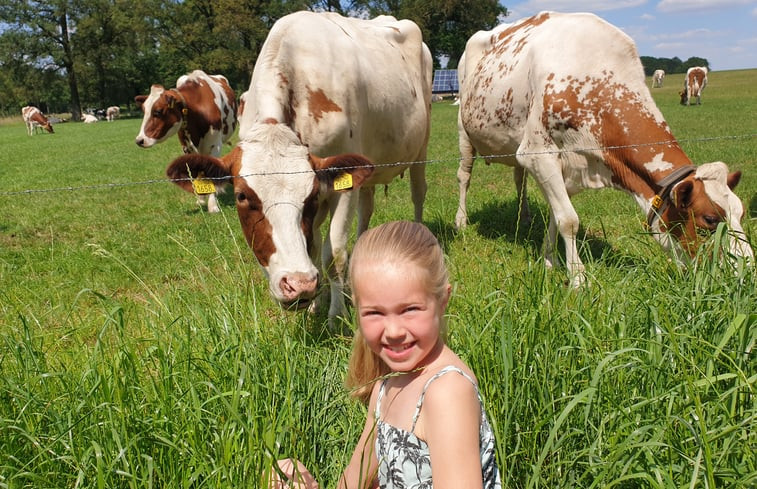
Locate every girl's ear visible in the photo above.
<box><xmin>440</xmin><ymin>283</ymin><xmax>452</xmax><ymax>310</ymax></box>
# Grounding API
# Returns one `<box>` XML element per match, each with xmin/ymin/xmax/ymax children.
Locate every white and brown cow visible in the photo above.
<box><xmin>167</xmin><ymin>11</ymin><xmax>432</xmax><ymax>320</ymax></box>
<box><xmin>680</xmin><ymin>66</ymin><xmax>708</xmax><ymax>105</ymax></box>
<box><xmin>652</xmin><ymin>69</ymin><xmax>665</xmax><ymax>88</ymax></box>
<box><xmin>456</xmin><ymin>12</ymin><xmax>752</xmax><ymax>287</ymax></box>
<box><xmin>22</xmin><ymin>106</ymin><xmax>54</xmax><ymax>135</ymax></box>
<box><xmin>135</xmin><ymin>70</ymin><xmax>238</xmax><ymax>213</ymax></box>
<box><xmin>106</xmin><ymin>106</ymin><xmax>120</xmax><ymax>121</ymax></box>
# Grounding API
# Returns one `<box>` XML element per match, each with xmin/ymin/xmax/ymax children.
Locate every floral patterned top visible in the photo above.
<box><xmin>374</xmin><ymin>366</ymin><xmax>502</xmax><ymax>489</ymax></box>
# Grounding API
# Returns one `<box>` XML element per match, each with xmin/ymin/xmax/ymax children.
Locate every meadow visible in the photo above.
<box><xmin>1</xmin><ymin>69</ymin><xmax>755</xmax><ymax>488</ymax></box>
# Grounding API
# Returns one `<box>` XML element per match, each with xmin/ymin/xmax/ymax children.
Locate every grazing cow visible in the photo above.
<box><xmin>456</xmin><ymin>12</ymin><xmax>752</xmax><ymax>287</ymax></box>
<box><xmin>106</xmin><ymin>106</ymin><xmax>120</xmax><ymax>121</ymax></box>
<box><xmin>167</xmin><ymin>11</ymin><xmax>431</xmax><ymax>320</ymax></box>
<box><xmin>82</xmin><ymin>114</ymin><xmax>98</xmax><ymax>123</ymax></box>
<box><xmin>681</xmin><ymin>66</ymin><xmax>708</xmax><ymax>105</ymax></box>
<box><xmin>135</xmin><ymin>70</ymin><xmax>238</xmax><ymax>213</ymax></box>
<box><xmin>652</xmin><ymin>69</ymin><xmax>665</xmax><ymax>88</ymax></box>
<box><xmin>21</xmin><ymin>106</ymin><xmax>54</xmax><ymax>135</ymax></box>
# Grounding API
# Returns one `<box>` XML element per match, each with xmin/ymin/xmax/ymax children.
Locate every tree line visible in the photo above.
<box><xmin>0</xmin><ymin>0</ymin><xmax>506</xmax><ymax>119</ymax></box>
<box><xmin>640</xmin><ymin>56</ymin><xmax>710</xmax><ymax>77</ymax></box>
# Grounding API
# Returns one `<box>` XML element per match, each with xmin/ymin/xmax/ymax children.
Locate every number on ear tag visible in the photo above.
<box><xmin>333</xmin><ymin>173</ymin><xmax>353</xmax><ymax>191</ymax></box>
<box><xmin>192</xmin><ymin>173</ymin><xmax>216</xmax><ymax>195</ymax></box>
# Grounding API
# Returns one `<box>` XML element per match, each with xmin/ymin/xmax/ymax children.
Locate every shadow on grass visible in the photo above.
<box><xmin>461</xmin><ymin>196</ymin><xmax>647</xmax><ymax>272</ymax></box>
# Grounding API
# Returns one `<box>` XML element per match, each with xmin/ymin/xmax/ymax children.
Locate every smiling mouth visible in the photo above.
<box><xmin>385</xmin><ymin>343</ymin><xmax>414</xmax><ymax>353</ymax></box>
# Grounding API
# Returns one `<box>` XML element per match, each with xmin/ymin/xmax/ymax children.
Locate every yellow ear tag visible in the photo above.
<box><xmin>192</xmin><ymin>173</ymin><xmax>216</xmax><ymax>195</ymax></box>
<box><xmin>333</xmin><ymin>173</ymin><xmax>353</xmax><ymax>191</ymax></box>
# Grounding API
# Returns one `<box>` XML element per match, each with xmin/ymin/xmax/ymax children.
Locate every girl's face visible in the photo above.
<box><xmin>353</xmin><ymin>260</ymin><xmax>450</xmax><ymax>372</ymax></box>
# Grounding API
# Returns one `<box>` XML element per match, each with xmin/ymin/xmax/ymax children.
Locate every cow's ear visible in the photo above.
<box><xmin>671</xmin><ymin>180</ymin><xmax>694</xmax><ymax>210</ymax></box>
<box><xmin>166</xmin><ymin>154</ymin><xmax>232</xmax><ymax>194</ymax></box>
<box><xmin>135</xmin><ymin>95</ymin><xmax>147</xmax><ymax>108</ymax></box>
<box><xmin>726</xmin><ymin>171</ymin><xmax>742</xmax><ymax>190</ymax></box>
<box><xmin>310</xmin><ymin>153</ymin><xmax>374</xmax><ymax>193</ymax></box>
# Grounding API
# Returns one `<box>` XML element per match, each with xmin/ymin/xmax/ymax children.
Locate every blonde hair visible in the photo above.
<box><xmin>345</xmin><ymin>221</ymin><xmax>449</xmax><ymax>404</ymax></box>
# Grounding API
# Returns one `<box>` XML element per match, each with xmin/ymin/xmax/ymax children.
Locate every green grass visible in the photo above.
<box><xmin>1</xmin><ymin>69</ymin><xmax>755</xmax><ymax>488</ymax></box>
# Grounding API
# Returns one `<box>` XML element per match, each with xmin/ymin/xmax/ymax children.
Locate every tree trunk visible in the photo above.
<box><xmin>58</xmin><ymin>10</ymin><xmax>82</xmax><ymax>121</ymax></box>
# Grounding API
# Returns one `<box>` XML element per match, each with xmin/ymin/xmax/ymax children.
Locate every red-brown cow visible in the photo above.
<box><xmin>456</xmin><ymin>12</ymin><xmax>752</xmax><ymax>287</ymax></box>
<box><xmin>22</xmin><ymin>106</ymin><xmax>54</xmax><ymax>135</ymax></box>
<box><xmin>135</xmin><ymin>70</ymin><xmax>238</xmax><ymax>213</ymax></box>
<box><xmin>680</xmin><ymin>66</ymin><xmax>708</xmax><ymax>105</ymax></box>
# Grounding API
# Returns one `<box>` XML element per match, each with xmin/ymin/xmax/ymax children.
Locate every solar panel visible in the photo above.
<box><xmin>432</xmin><ymin>69</ymin><xmax>459</xmax><ymax>94</ymax></box>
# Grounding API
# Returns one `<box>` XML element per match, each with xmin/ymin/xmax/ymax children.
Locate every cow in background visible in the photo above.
<box><xmin>681</xmin><ymin>66</ymin><xmax>708</xmax><ymax>105</ymax></box>
<box><xmin>652</xmin><ymin>69</ymin><xmax>665</xmax><ymax>88</ymax></box>
<box><xmin>456</xmin><ymin>12</ymin><xmax>752</xmax><ymax>288</ymax></box>
<box><xmin>22</xmin><ymin>106</ymin><xmax>54</xmax><ymax>135</ymax></box>
<box><xmin>106</xmin><ymin>106</ymin><xmax>120</xmax><ymax>121</ymax></box>
<box><xmin>135</xmin><ymin>70</ymin><xmax>238</xmax><ymax>213</ymax></box>
<box><xmin>166</xmin><ymin>12</ymin><xmax>431</xmax><ymax>320</ymax></box>
<box><xmin>82</xmin><ymin>114</ymin><xmax>98</xmax><ymax>123</ymax></box>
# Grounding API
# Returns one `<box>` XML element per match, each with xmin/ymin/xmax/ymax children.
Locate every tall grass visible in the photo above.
<box><xmin>1</xmin><ymin>70</ymin><xmax>755</xmax><ymax>488</ymax></box>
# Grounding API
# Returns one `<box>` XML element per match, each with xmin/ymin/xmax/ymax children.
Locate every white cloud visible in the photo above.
<box><xmin>657</xmin><ymin>0</ymin><xmax>756</xmax><ymax>14</ymax></box>
<box><xmin>508</xmin><ymin>0</ymin><xmax>646</xmax><ymax>18</ymax></box>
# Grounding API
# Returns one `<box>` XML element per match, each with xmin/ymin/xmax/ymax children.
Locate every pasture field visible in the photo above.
<box><xmin>1</xmin><ymin>69</ymin><xmax>755</xmax><ymax>488</ymax></box>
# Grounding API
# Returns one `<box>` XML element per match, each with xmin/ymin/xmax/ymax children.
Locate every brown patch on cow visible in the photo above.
<box><xmin>540</xmin><ymin>72</ymin><xmax>692</xmax><ymax>200</ymax></box>
<box><xmin>263</xmin><ymin>118</ymin><xmax>278</xmax><ymax>125</ymax></box>
<box><xmin>235</xmin><ymin>182</ymin><xmax>276</xmax><ymax>267</ymax></box>
<box><xmin>307</xmin><ymin>87</ymin><xmax>342</xmax><ymax>122</ymax></box>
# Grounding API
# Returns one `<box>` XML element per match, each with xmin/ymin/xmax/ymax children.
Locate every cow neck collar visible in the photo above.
<box><xmin>173</xmin><ymin>89</ymin><xmax>196</xmax><ymax>153</ymax></box>
<box><xmin>645</xmin><ymin>164</ymin><xmax>697</xmax><ymax>229</ymax></box>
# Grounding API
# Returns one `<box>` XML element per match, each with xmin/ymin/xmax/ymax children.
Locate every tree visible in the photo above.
<box><xmin>0</xmin><ymin>0</ymin><xmax>85</xmax><ymax>120</ymax></box>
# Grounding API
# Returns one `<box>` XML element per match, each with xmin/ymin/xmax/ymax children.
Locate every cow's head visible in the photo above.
<box><xmin>134</xmin><ymin>84</ymin><xmax>185</xmax><ymax>148</ymax></box>
<box><xmin>679</xmin><ymin>90</ymin><xmax>688</xmax><ymax>106</ymax></box>
<box><xmin>166</xmin><ymin>123</ymin><xmax>374</xmax><ymax>307</ymax></box>
<box><xmin>659</xmin><ymin>162</ymin><xmax>753</xmax><ymax>261</ymax></box>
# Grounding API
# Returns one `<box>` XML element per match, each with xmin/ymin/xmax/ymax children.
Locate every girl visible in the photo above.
<box><xmin>273</xmin><ymin>221</ymin><xmax>501</xmax><ymax>489</ymax></box>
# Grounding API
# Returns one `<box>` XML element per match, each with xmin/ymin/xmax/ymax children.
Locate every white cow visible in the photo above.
<box><xmin>166</xmin><ymin>11</ymin><xmax>432</xmax><ymax>320</ymax></box>
<box><xmin>652</xmin><ymin>69</ymin><xmax>665</xmax><ymax>88</ymax></box>
<box><xmin>456</xmin><ymin>12</ymin><xmax>752</xmax><ymax>287</ymax></box>
<box><xmin>106</xmin><ymin>106</ymin><xmax>120</xmax><ymax>121</ymax></box>
<box><xmin>681</xmin><ymin>66</ymin><xmax>708</xmax><ymax>105</ymax></box>
<box><xmin>82</xmin><ymin>114</ymin><xmax>98</xmax><ymax>123</ymax></box>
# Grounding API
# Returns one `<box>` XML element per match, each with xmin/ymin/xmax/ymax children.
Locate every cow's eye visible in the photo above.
<box><xmin>703</xmin><ymin>215</ymin><xmax>720</xmax><ymax>227</ymax></box>
<box><xmin>153</xmin><ymin>109</ymin><xmax>161</xmax><ymax>116</ymax></box>
<box><xmin>237</xmin><ymin>192</ymin><xmax>247</xmax><ymax>202</ymax></box>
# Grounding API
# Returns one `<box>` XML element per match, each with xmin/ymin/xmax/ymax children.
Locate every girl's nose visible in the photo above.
<box><xmin>382</xmin><ymin>316</ymin><xmax>405</xmax><ymax>339</ymax></box>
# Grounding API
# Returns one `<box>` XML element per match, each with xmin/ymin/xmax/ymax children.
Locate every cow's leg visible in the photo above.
<box><xmin>409</xmin><ymin>161</ymin><xmax>427</xmax><ymax>223</ymax></box>
<box><xmin>513</xmin><ymin>165</ymin><xmax>531</xmax><ymax>225</ymax></box>
<box><xmin>455</xmin><ymin>130</ymin><xmax>476</xmax><ymax>229</ymax></box>
<box><xmin>357</xmin><ymin>186</ymin><xmax>375</xmax><ymax>236</ymax></box>
<box><xmin>519</xmin><ymin>146</ymin><xmax>585</xmax><ymax>287</ymax></box>
<box><xmin>323</xmin><ymin>191</ymin><xmax>359</xmax><ymax>322</ymax></box>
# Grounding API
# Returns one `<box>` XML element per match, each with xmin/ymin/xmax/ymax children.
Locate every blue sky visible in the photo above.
<box><xmin>500</xmin><ymin>0</ymin><xmax>757</xmax><ymax>71</ymax></box>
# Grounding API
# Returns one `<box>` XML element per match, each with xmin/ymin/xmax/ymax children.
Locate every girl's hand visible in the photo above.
<box><xmin>268</xmin><ymin>459</ymin><xmax>320</xmax><ymax>489</ymax></box>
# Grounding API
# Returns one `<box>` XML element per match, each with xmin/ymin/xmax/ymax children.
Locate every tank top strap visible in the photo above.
<box><xmin>410</xmin><ymin>365</ymin><xmax>481</xmax><ymax>432</ymax></box>
<box><xmin>375</xmin><ymin>378</ymin><xmax>388</xmax><ymax>420</ymax></box>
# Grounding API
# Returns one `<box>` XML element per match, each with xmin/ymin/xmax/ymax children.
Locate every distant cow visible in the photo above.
<box><xmin>681</xmin><ymin>66</ymin><xmax>708</xmax><ymax>105</ymax></box>
<box><xmin>167</xmin><ymin>11</ymin><xmax>431</xmax><ymax>319</ymax></box>
<box><xmin>106</xmin><ymin>106</ymin><xmax>120</xmax><ymax>121</ymax></box>
<box><xmin>135</xmin><ymin>70</ymin><xmax>238</xmax><ymax>213</ymax></box>
<box><xmin>456</xmin><ymin>12</ymin><xmax>752</xmax><ymax>287</ymax></box>
<box><xmin>652</xmin><ymin>69</ymin><xmax>665</xmax><ymax>88</ymax></box>
<box><xmin>82</xmin><ymin>114</ymin><xmax>98</xmax><ymax>123</ymax></box>
<box><xmin>22</xmin><ymin>106</ymin><xmax>54</xmax><ymax>135</ymax></box>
